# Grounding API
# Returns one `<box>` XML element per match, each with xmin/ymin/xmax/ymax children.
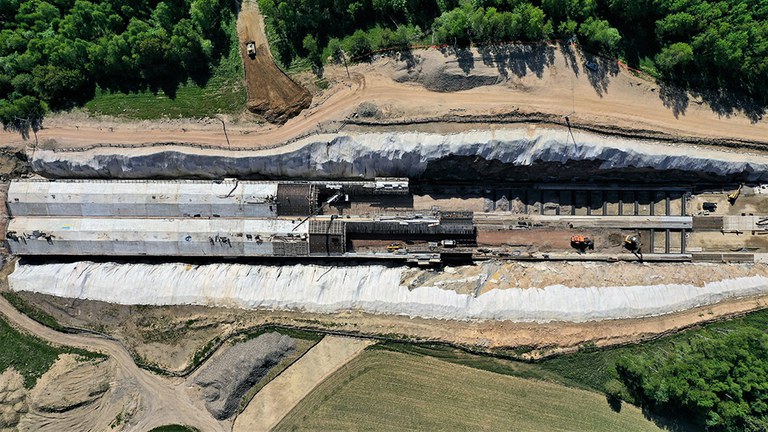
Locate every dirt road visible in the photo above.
<box><xmin>233</xmin><ymin>335</ymin><xmax>374</xmax><ymax>432</ymax></box>
<box><xmin>0</xmin><ymin>295</ymin><xmax>228</xmax><ymax>432</ymax></box>
<box><xmin>237</xmin><ymin>0</ymin><xmax>311</xmax><ymax>123</ymax></box>
<box><xmin>2</xmin><ymin>44</ymin><xmax>766</xmax><ymax>150</ymax></box>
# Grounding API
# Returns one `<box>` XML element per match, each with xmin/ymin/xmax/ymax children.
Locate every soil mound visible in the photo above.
<box><xmin>194</xmin><ymin>332</ymin><xmax>295</xmax><ymax>420</ymax></box>
<box><xmin>0</xmin><ymin>368</ymin><xmax>27</xmax><ymax>431</ymax></box>
<box><xmin>27</xmin><ymin>354</ymin><xmax>109</xmax><ymax>413</ymax></box>
<box><xmin>393</xmin><ymin>52</ymin><xmax>501</xmax><ymax>92</ymax></box>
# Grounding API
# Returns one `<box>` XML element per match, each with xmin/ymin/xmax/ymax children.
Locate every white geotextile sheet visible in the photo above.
<box><xmin>9</xmin><ymin>261</ymin><xmax>768</xmax><ymax>323</ymax></box>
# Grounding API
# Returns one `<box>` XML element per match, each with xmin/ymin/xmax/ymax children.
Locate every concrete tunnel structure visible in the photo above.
<box><xmin>4</xmin><ymin>178</ymin><xmax>466</xmax><ymax>262</ymax></box>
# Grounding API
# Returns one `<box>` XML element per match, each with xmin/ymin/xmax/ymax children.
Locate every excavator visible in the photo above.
<box><xmin>570</xmin><ymin>235</ymin><xmax>594</xmax><ymax>252</ymax></box>
<box><xmin>623</xmin><ymin>234</ymin><xmax>643</xmax><ymax>261</ymax></box>
<box><xmin>728</xmin><ymin>184</ymin><xmax>744</xmax><ymax>205</ymax></box>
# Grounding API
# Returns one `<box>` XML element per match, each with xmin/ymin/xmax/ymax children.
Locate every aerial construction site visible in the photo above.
<box><xmin>1</xmin><ymin>1</ymin><xmax>768</xmax><ymax>431</ymax></box>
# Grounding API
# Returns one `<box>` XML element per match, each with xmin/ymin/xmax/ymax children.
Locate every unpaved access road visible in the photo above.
<box><xmin>2</xmin><ymin>44</ymin><xmax>766</xmax><ymax>150</ymax></box>
<box><xmin>0</xmin><ymin>295</ymin><xmax>229</xmax><ymax>432</ymax></box>
<box><xmin>237</xmin><ymin>0</ymin><xmax>311</xmax><ymax>123</ymax></box>
<box><xmin>233</xmin><ymin>335</ymin><xmax>374</xmax><ymax>432</ymax></box>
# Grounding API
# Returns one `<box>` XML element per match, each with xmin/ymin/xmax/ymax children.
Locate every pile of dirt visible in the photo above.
<box><xmin>0</xmin><ymin>368</ymin><xmax>27</xmax><ymax>431</ymax></box>
<box><xmin>16</xmin><ymin>354</ymin><xmax>137</xmax><ymax>432</ymax></box>
<box><xmin>392</xmin><ymin>51</ymin><xmax>502</xmax><ymax>92</ymax></box>
<box><xmin>26</xmin><ymin>354</ymin><xmax>109</xmax><ymax>413</ymax></box>
<box><xmin>194</xmin><ymin>332</ymin><xmax>295</xmax><ymax>420</ymax></box>
<box><xmin>401</xmin><ymin>261</ymin><xmax>768</xmax><ymax>295</ymax></box>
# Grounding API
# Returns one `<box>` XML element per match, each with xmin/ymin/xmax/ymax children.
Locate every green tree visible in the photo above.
<box><xmin>0</xmin><ymin>95</ymin><xmax>47</xmax><ymax>139</ymax></box>
<box><xmin>345</xmin><ymin>29</ymin><xmax>372</xmax><ymax>59</ymax></box>
<box><xmin>616</xmin><ymin>327</ymin><xmax>768</xmax><ymax>432</ymax></box>
<box><xmin>655</xmin><ymin>42</ymin><xmax>693</xmax><ymax>77</ymax></box>
<box><xmin>578</xmin><ymin>17</ymin><xmax>621</xmax><ymax>54</ymax></box>
<box><xmin>541</xmin><ymin>0</ymin><xmax>596</xmax><ymax>23</ymax></box>
<box><xmin>515</xmin><ymin>3</ymin><xmax>551</xmax><ymax>40</ymax></box>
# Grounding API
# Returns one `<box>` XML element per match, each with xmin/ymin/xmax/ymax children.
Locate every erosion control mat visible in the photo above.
<box><xmin>237</xmin><ymin>1</ymin><xmax>311</xmax><ymax>123</ymax></box>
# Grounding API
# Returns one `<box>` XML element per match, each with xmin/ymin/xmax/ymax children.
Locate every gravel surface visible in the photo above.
<box><xmin>194</xmin><ymin>333</ymin><xmax>295</xmax><ymax>420</ymax></box>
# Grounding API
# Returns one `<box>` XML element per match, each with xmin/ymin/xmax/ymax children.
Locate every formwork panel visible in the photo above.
<box><xmin>276</xmin><ymin>184</ymin><xmax>315</xmax><ymax>216</ymax></box>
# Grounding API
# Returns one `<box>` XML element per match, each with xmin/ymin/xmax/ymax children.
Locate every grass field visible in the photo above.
<box><xmin>369</xmin><ymin>309</ymin><xmax>768</xmax><ymax>402</ymax></box>
<box><xmin>275</xmin><ymin>350</ymin><xmax>663</xmax><ymax>432</ymax></box>
<box><xmin>84</xmin><ymin>21</ymin><xmax>246</xmax><ymax>120</ymax></box>
<box><xmin>0</xmin><ymin>314</ymin><xmax>102</xmax><ymax>388</ymax></box>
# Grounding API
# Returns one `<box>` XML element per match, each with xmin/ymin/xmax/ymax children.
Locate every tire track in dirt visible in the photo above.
<box><xmin>1</xmin><ymin>44</ymin><xmax>765</xmax><ymax>150</ymax></box>
<box><xmin>0</xmin><ymin>295</ymin><xmax>228</xmax><ymax>432</ymax></box>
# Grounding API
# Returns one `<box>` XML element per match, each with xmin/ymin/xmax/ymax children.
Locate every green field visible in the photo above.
<box><xmin>275</xmin><ymin>350</ymin><xmax>663</xmax><ymax>432</ymax></box>
<box><xmin>0</xmin><ymin>314</ymin><xmax>102</xmax><ymax>388</ymax></box>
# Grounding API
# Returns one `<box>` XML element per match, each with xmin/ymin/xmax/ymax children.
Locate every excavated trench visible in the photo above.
<box><xmin>6</xmin><ymin>126</ymin><xmax>768</xmax><ymax>324</ymax></box>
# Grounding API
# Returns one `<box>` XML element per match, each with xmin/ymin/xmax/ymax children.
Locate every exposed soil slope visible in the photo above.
<box><xmin>0</xmin><ymin>295</ymin><xmax>229</xmax><ymax>432</ymax></box>
<box><xmin>233</xmin><ymin>336</ymin><xmax>373</xmax><ymax>432</ymax></box>
<box><xmin>237</xmin><ymin>0</ymin><xmax>311</xmax><ymax>123</ymax></box>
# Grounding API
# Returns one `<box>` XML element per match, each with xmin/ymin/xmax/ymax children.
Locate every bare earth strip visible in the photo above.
<box><xmin>0</xmin><ymin>295</ymin><xmax>229</xmax><ymax>432</ymax></box>
<box><xmin>2</xmin><ymin>45</ymin><xmax>766</xmax><ymax>150</ymax></box>
<box><xmin>237</xmin><ymin>0</ymin><xmax>311</xmax><ymax>123</ymax></box>
<box><xmin>233</xmin><ymin>335</ymin><xmax>374</xmax><ymax>432</ymax></box>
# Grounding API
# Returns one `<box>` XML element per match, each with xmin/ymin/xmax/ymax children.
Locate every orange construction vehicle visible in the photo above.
<box><xmin>570</xmin><ymin>235</ymin><xmax>594</xmax><ymax>252</ymax></box>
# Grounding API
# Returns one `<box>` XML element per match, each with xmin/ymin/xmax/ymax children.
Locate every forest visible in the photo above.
<box><xmin>261</xmin><ymin>0</ymin><xmax>768</xmax><ymax>108</ymax></box>
<box><xmin>0</xmin><ymin>0</ymin><xmax>239</xmax><ymax>134</ymax></box>
<box><xmin>615</xmin><ymin>326</ymin><xmax>768</xmax><ymax>431</ymax></box>
<box><xmin>1</xmin><ymin>0</ymin><xmax>767</xmax><ymax>132</ymax></box>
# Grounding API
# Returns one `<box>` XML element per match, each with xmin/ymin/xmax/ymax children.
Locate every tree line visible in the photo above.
<box><xmin>615</xmin><ymin>326</ymin><xmax>768</xmax><ymax>431</ymax></box>
<box><xmin>2</xmin><ymin>0</ymin><xmax>765</xmax><ymax>134</ymax></box>
<box><xmin>261</xmin><ymin>0</ymin><xmax>767</xmax><ymax>107</ymax></box>
<box><xmin>0</xmin><ymin>0</ymin><xmax>239</xmax><ymax>136</ymax></box>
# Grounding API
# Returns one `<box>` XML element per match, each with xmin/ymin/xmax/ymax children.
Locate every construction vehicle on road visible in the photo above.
<box><xmin>728</xmin><ymin>184</ymin><xmax>744</xmax><ymax>205</ymax></box>
<box><xmin>570</xmin><ymin>235</ymin><xmax>594</xmax><ymax>252</ymax></box>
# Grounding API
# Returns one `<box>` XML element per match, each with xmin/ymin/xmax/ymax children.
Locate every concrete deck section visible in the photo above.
<box><xmin>233</xmin><ymin>336</ymin><xmax>374</xmax><ymax>432</ymax></box>
<box><xmin>8</xmin><ymin>179</ymin><xmax>279</xmax><ymax>218</ymax></box>
<box><xmin>476</xmin><ymin>214</ymin><xmax>692</xmax><ymax>229</ymax></box>
<box><xmin>723</xmin><ymin>215</ymin><xmax>768</xmax><ymax>233</ymax></box>
<box><xmin>7</xmin><ymin>217</ymin><xmax>308</xmax><ymax>256</ymax></box>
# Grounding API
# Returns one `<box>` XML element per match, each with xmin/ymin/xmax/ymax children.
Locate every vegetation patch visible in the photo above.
<box><xmin>274</xmin><ymin>349</ymin><xmax>662</xmax><ymax>431</ymax></box>
<box><xmin>0</xmin><ymin>314</ymin><xmax>103</xmax><ymax>388</ymax></box>
<box><xmin>1</xmin><ymin>291</ymin><xmax>63</xmax><ymax>331</ymax></box>
<box><xmin>84</xmin><ymin>19</ymin><xmax>246</xmax><ymax>120</ymax></box>
<box><xmin>0</xmin><ymin>0</ymin><xmax>241</xmax><ymax>134</ymax></box>
<box><xmin>372</xmin><ymin>308</ymin><xmax>768</xmax><ymax>431</ymax></box>
<box><xmin>260</xmin><ymin>0</ymin><xmax>767</xmax><ymax>109</ymax></box>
